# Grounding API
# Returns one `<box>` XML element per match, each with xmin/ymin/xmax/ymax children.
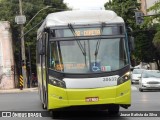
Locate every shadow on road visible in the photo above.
<box><xmin>139</xmin><ymin>90</ymin><xmax>160</xmax><ymax>92</ymax></box>
<box><xmin>50</xmin><ymin>111</ymin><xmax>126</xmax><ymax>120</ymax></box>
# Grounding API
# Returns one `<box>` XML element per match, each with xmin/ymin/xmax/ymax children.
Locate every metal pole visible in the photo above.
<box><xmin>24</xmin><ymin>6</ymin><xmax>51</xmax><ymax>29</ymax></box>
<box><xmin>19</xmin><ymin>0</ymin><xmax>27</xmax><ymax>88</ymax></box>
<box><xmin>28</xmin><ymin>46</ymin><xmax>32</xmax><ymax>88</ymax></box>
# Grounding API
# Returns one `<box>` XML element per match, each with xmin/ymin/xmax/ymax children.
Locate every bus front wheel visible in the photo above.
<box><xmin>42</xmin><ymin>92</ymin><xmax>48</xmax><ymax>109</ymax></box>
<box><xmin>42</xmin><ymin>103</ymin><xmax>47</xmax><ymax>109</ymax></box>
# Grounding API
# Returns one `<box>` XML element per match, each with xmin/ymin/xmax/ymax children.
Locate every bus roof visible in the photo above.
<box><xmin>38</xmin><ymin>10</ymin><xmax>124</xmax><ymax>33</ymax></box>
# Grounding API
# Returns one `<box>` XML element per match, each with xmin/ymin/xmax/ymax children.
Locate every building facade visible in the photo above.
<box><xmin>0</xmin><ymin>21</ymin><xmax>15</xmax><ymax>89</ymax></box>
<box><xmin>138</xmin><ymin>0</ymin><xmax>160</xmax><ymax>15</ymax></box>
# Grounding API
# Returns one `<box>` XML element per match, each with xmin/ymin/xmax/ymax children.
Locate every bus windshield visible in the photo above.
<box><xmin>49</xmin><ymin>38</ymin><xmax>128</xmax><ymax>73</ymax></box>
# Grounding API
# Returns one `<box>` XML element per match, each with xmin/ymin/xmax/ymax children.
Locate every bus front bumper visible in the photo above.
<box><xmin>48</xmin><ymin>80</ymin><xmax>131</xmax><ymax>110</ymax></box>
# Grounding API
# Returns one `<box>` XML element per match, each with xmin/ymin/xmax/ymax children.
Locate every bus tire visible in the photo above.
<box><xmin>42</xmin><ymin>92</ymin><xmax>47</xmax><ymax>109</ymax></box>
<box><xmin>108</xmin><ymin>104</ymin><xmax>119</xmax><ymax>115</ymax></box>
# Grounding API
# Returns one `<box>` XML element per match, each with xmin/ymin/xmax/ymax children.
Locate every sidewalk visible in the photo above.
<box><xmin>0</xmin><ymin>87</ymin><xmax>38</xmax><ymax>93</ymax></box>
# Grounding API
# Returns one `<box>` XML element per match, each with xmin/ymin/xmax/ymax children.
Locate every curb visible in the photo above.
<box><xmin>0</xmin><ymin>87</ymin><xmax>38</xmax><ymax>93</ymax></box>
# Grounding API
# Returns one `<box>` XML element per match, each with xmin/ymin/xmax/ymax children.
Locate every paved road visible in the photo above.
<box><xmin>0</xmin><ymin>85</ymin><xmax>160</xmax><ymax>120</ymax></box>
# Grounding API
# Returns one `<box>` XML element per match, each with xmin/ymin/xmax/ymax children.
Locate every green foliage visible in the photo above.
<box><xmin>0</xmin><ymin>0</ymin><xmax>68</xmax><ymax>74</ymax></box>
<box><xmin>104</xmin><ymin>0</ymin><xmax>160</xmax><ymax>68</ymax></box>
<box><xmin>105</xmin><ymin>0</ymin><xmax>140</xmax><ymax>29</ymax></box>
<box><xmin>145</xmin><ymin>1</ymin><xmax>160</xmax><ymax>69</ymax></box>
<box><xmin>146</xmin><ymin>1</ymin><xmax>160</xmax><ymax>51</ymax></box>
<box><xmin>147</xmin><ymin>1</ymin><xmax>160</xmax><ymax>13</ymax></box>
<box><xmin>134</xmin><ymin>30</ymin><xmax>157</xmax><ymax>62</ymax></box>
<box><xmin>153</xmin><ymin>31</ymin><xmax>160</xmax><ymax>50</ymax></box>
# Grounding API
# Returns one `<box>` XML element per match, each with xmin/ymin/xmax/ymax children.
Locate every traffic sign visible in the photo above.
<box><xmin>15</xmin><ymin>15</ymin><xmax>26</xmax><ymax>24</ymax></box>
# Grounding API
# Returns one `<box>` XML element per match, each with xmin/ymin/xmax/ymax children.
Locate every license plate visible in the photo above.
<box><xmin>85</xmin><ymin>97</ymin><xmax>99</xmax><ymax>102</ymax></box>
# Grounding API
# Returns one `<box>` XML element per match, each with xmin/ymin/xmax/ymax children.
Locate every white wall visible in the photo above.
<box><xmin>0</xmin><ymin>21</ymin><xmax>15</xmax><ymax>89</ymax></box>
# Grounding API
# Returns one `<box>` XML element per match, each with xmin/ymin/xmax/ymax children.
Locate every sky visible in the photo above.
<box><xmin>63</xmin><ymin>0</ymin><xmax>109</xmax><ymax>10</ymax></box>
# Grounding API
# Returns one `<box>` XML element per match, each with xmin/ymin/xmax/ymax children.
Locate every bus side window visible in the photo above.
<box><xmin>38</xmin><ymin>39</ymin><xmax>43</xmax><ymax>55</ymax></box>
<box><xmin>49</xmin><ymin>43</ymin><xmax>55</xmax><ymax>69</ymax></box>
<box><xmin>36</xmin><ymin>40</ymin><xmax>40</xmax><ymax>64</ymax></box>
<box><xmin>50</xmin><ymin>57</ymin><xmax>55</xmax><ymax>68</ymax></box>
<box><xmin>49</xmin><ymin>43</ymin><xmax>58</xmax><ymax>69</ymax></box>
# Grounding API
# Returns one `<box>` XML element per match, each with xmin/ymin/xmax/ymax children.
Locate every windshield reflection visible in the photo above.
<box><xmin>142</xmin><ymin>71</ymin><xmax>160</xmax><ymax>78</ymax></box>
<box><xmin>49</xmin><ymin>38</ymin><xmax>128</xmax><ymax>73</ymax></box>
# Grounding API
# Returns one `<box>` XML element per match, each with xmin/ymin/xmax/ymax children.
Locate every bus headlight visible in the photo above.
<box><xmin>117</xmin><ymin>72</ymin><xmax>131</xmax><ymax>85</ymax></box>
<box><xmin>49</xmin><ymin>78</ymin><xmax>66</xmax><ymax>88</ymax></box>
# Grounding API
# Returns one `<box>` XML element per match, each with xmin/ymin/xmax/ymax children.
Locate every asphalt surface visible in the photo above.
<box><xmin>0</xmin><ymin>85</ymin><xmax>160</xmax><ymax>120</ymax></box>
<box><xmin>0</xmin><ymin>87</ymin><xmax>38</xmax><ymax>93</ymax></box>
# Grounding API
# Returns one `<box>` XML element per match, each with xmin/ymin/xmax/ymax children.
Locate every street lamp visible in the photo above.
<box><xmin>24</xmin><ymin>6</ymin><xmax>51</xmax><ymax>29</ymax></box>
<box><xmin>15</xmin><ymin>1</ymin><xmax>51</xmax><ymax>89</ymax></box>
<box><xmin>23</xmin><ymin>5</ymin><xmax>52</xmax><ymax>87</ymax></box>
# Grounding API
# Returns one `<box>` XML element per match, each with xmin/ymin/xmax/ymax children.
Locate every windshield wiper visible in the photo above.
<box><xmin>68</xmin><ymin>24</ymin><xmax>87</xmax><ymax>65</ymax></box>
<box><xmin>94</xmin><ymin>22</ymin><xmax>105</xmax><ymax>62</ymax></box>
<box><xmin>68</xmin><ymin>24</ymin><xmax>86</xmax><ymax>56</ymax></box>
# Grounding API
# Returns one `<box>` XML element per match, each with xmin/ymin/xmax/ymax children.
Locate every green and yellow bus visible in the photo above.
<box><xmin>36</xmin><ymin>10</ymin><xmax>132</xmax><ymax>114</ymax></box>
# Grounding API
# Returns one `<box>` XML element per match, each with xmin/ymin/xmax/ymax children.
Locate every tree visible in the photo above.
<box><xmin>133</xmin><ymin>30</ymin><xmax>157</xmax><ymax>63</ymax></box>
<box><xmin>105</xmin><ymin>0</ymin><xmax>140</xmax><ymax>30</ymax></box>
<box><xmin>104</xmin><ymin>0</ymin><xmax>160</xmax><ymax>69</ymax></box>
<box><xmin>0</xmin><ymin>0</ymin><xmax>68</xmax><ymax>83</ymax></box>
<box><xmin>147</xmin><ymin>1</ymin><xmax>160</xmax><ymax>51</ymax></box>
<box><xmin>146</xmin><ymin>1</ymin><xmax>160</xmax><ymax>69</ymax></box>
<box><xmin>153</xmin><ymin>31</ymin><xmax>160</xmax><ymax>50</ymax></box>
<box><xmin>105</xmin><ymin>0</ymin><xmax>141</xmax><ymax>65</ymax></box>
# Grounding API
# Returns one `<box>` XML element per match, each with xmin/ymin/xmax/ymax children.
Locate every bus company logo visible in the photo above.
<box><xmin>1</xmin><ymin>112</ymin><xmax>43</xmax><ymax>118</ymax></box>
<box><xmin>102</xmin><ymin>76</ymin><xmax>118</xmax><ymax>82</ymax></box>
<box><xmin>2</xmin><ymin>112</ymin><xmax>12</xmax><ymax>117</ymax></box>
